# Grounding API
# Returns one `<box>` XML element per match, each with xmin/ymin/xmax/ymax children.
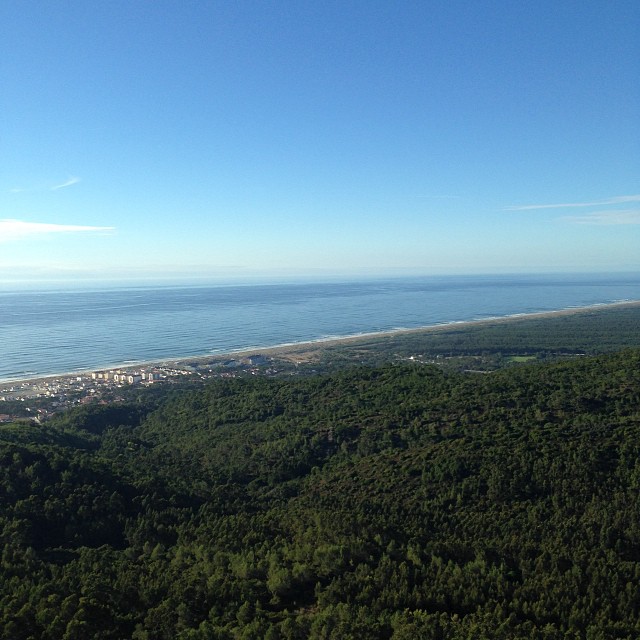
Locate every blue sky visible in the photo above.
<box><xmin>1</xmin><ymin>1</ymin><xmax>638</xmax><ymax>286</ymax></box>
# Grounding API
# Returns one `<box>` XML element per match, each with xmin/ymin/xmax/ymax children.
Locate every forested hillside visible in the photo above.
<box><xmin>2</xmin><ymin>350</ymin><xmax>640</xmax><ymax>638</ymax></box>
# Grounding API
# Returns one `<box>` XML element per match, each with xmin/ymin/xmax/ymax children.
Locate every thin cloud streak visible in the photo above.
<box><xmin>505</xmin><ymin>195</ymin><xmax>640</xmax><ymax>211</ymax></box>
<box><xmin>562</xmin><ymin>209</ymin><xmax>640</xmax><ymax>225</ymax></box>
<box><xmin>51</xmin><ymin>176</ymin><xmax>81</xmax><ymax>190</ymax></box>
<box><xmin>0</xmin><ymin>219</ymin><xmax>115</xmax><ymax>242</ymax></box>
<box><xmin>8</xmin><ymin>176</ymin><xmax>81</xmax><ymax>193</ymax></box>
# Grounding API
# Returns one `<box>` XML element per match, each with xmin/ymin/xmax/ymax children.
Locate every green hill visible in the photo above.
<box><xmin>1</xmin><ymin>350</ymin><xmax>640</xmax><ymax>638</ymax></box>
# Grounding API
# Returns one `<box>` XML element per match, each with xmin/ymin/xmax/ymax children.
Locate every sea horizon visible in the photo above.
<box><xmin>2</xmin><ymin>268</ymin><xmax>640</xmax><ymax>294</ymax></box>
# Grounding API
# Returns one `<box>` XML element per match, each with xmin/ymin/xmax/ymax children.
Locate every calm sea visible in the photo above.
<box><xmin>1</xmin><ymin>274</ymin><xmax>639</xmax><ymax>382</ymax></box>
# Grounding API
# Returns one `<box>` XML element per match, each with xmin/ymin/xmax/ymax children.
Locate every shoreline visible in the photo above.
<box><xmin>2</xmin><ymin>299</ymin><xmax>639</xmax><ymax>389</ymax></box>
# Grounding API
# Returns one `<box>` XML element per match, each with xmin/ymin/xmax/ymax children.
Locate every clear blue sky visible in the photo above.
<box><xmin>1</xmin><ymin>0</ymin><xmax>638</xmax><ymax>286</ymax></box>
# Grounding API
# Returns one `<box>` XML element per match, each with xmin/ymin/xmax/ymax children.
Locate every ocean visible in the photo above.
<box><xmin>1</xmin><ymin>273</ymin><xmax>639</xmax><ymax>382</ymax></box>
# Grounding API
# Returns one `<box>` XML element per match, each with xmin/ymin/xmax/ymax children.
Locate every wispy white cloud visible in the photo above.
<box><xmin>562</xmin><ymin>209</ymin><xmax>640</xmax><ymax>225</ymax></box>
<box><xmin>505</xmin><ymin>195</ymin><xmax>640</xmax><ymax>211</ymax></box>
<box><xmin>0</xmin><ymin>219</ymin><xmax>115</xmax><ymax>242</ymax></box>
<box><xmin>51</xmin><ymin>176</ymin><xmax>81</xmax><ymax>190</ymax></box>
<box><xmin>8</xmin><ymin>176</ymin><xmax>81</xmax><ymax>193</ymax></box>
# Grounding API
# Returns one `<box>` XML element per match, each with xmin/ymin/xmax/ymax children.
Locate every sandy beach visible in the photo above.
<box><xmin>221</xmin><ymin>299</ymin><xmax>640</xmax><ymax>363</ymax></box>
<box><xmin>4</xmin><ymin>299</ymin><xmax>638</xmax><ymax>394</ymax></box>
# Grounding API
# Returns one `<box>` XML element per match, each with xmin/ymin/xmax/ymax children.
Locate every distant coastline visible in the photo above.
<box><xmin>3</xmin><ymin>299</ymin><xmax>639</xmax><ymax>389</ymax></box>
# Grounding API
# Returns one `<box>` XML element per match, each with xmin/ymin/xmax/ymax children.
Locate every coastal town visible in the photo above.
<box><xmin>0</xmin><ymin>353</ymin><xmax>280</xmax><ymax>424</ymax></box>
<box><xmin>4</xmin><ymin>301</ymin><xmax>639</xmax><ymax>427</ymax></box>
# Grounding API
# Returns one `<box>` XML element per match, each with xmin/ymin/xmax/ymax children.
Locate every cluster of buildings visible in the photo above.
<box><xmin>0</xmin><ymin>368</ymin><xmax>168</xmax><ymax>418</ymax></box>
<box><xmin>91</xmin><ymin>370</ymin><xmax>159</xmax><ymax>384</ymax></box>
<box><xmin>0</xmin><ymin>353</ymin><xmax>282</xmax><ymax>424</ymax></box>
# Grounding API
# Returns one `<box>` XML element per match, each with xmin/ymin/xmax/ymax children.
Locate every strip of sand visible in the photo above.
<box><xmin>224</xmin><ymin>299</ymin><xmax>640</xmax><ymax>364</ymax></box>
<box><xmin>2</xmin><ymin>299</ymin><xmax>640</xmax><ymax>390</ymax></box>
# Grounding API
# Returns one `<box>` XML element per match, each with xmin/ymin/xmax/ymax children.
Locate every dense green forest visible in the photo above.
<box><xmin>2</xmin><ymin>348</ymin><xmax>640</xmax><ymax>638</ymax></box>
